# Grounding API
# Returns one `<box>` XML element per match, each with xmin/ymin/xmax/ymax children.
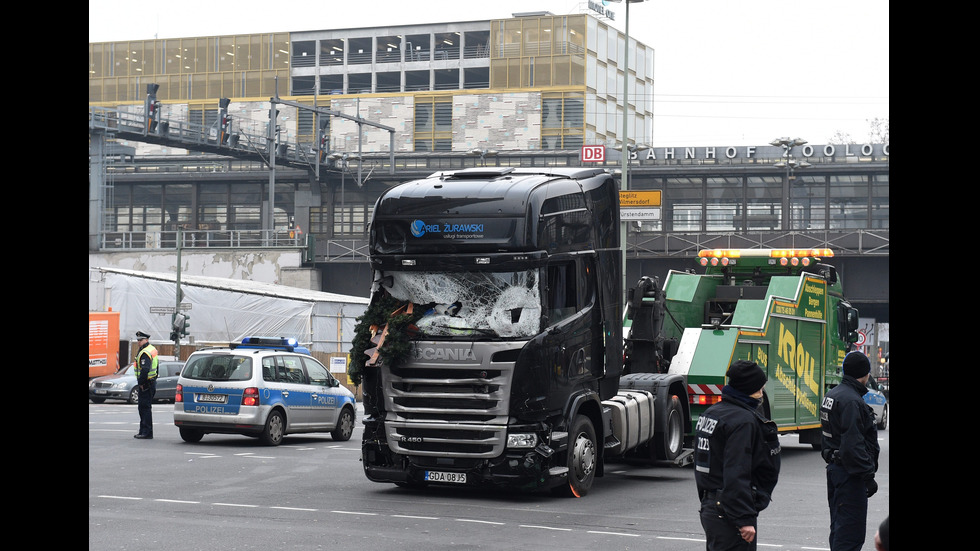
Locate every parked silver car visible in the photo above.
<box><xmin>89</xmin><ymin>360</ymin><xmax>184</xmax><ymax>404</ymax></box>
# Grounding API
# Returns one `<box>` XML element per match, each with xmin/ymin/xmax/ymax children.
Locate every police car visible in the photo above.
<box><xmin>173</xmin><ymin>337</ymin><xmax>356</xmax><ymax>445</ymax></box>
<box><xmin>864</xmin><ymin>375</ymin><xmax>888</xmax><ymax>430</ymax></box>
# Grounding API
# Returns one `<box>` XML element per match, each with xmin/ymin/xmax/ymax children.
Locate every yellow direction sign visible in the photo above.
<box><xmin>619</xmin><ymin>190</ymin><xmax>662</xmax><ymax>207</ymax></box>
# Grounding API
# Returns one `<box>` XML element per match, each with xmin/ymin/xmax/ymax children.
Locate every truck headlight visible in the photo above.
<box><xmin>507</xmin><ymin>433</ymin><xmax>538</xmax><ymax>448</ymax></box>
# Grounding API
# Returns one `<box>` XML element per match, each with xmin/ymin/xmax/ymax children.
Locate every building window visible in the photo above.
<box><xmin>706</xmin><ymin>176</ymin><xmax>742</xmax><ymax>231</ymax></box>
<box><xmin>542</xmin><ymin>92</ymin><xmax>584</xmax><ymax>149</ymax></box>
<box><xmin>414</xmin><ymin>96</ymin><xmax>452</xmax><ymax>151</ymax></box>
<box><xmin>334</xmin><ymin>204</ymin><xmax>373</xmax><ymax>236</ymax></box>
<box><xmin>829</xmin><ymin>174</ymin><xmax>870</xmax><ymax>230</ymax></box>
<box><xmin>790</xmin><ymin>175</ymin><xmax>827</xmax><ymax>231</ymax></box>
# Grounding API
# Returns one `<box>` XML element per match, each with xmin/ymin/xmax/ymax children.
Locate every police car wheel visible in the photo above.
<box><xmin>331</xmin><ymin>407</ymin><xmax>355</xmax><ymax>441</ymax></box>
<box><xmin>260</xmin><ymin>410</ymin><xmax>285</xmax><ymax>446</ymax></box>
<box><xmin>876</xmin><ymin>404</ymin><xmax>888</xmax><ymax>430</ymax></box>
<box><xmin>128</xmin><ymin>387</ymin><xmax>140</xmax><ymax>404</ymax></box>
<box><xmin>179</xmin><ymin>427</ymin><xmax>204</xmax><ymax>443</ymax></box>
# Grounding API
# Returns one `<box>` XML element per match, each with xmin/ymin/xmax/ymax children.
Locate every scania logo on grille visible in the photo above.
<box><xmin>415</xmin><ymin>346</ymin><xmax>477</xmax><ymax>361</ymax></box>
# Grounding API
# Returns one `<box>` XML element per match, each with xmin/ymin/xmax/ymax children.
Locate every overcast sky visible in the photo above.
<box><xmin>89</xmin><ymin>0</ymin><xmax>889</xmax><ymax>147</ymax></box>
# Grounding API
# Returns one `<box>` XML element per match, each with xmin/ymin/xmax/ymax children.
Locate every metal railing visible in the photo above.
<box><xmin>100</xmin><ymin>229</ymin><xmax>306</xmax><ymax>250</ymax></box>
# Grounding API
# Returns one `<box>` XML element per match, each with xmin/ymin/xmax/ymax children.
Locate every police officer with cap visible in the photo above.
<box><xmin>695</xmin><ymin>360</ymin><xmax>781</xmax><ymax>550</ymax></box>
<box><xmin>820</xmin><ymin>351</ymin><xmax>880</xmax><ymax>551</ymax></box>
<box><xmin>133</xmin><ymin>331</ymin><xmax>159</xmax><ymax>439</ymax></box>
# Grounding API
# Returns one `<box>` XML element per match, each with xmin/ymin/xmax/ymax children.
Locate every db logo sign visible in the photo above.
<box><xmin>581</xmin><ymin>145</ymin><xmax>605</xmax><ymax>163</ymax></box>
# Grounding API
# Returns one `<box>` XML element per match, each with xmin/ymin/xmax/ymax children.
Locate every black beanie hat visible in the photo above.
<box><xmin>843</xmin><ymin>351</ymin><xmax>871</xmax><ymax>378</ymax></box>
<box><xmin>726</xmin><ymin>360</ymin><xmax>767</xmax><ymax>394</ymax></box>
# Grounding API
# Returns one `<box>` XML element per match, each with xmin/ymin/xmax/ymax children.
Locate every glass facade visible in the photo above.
<box><xmin>89</xmin><ymin>34</ymin><xmax>290</xmax><ymax>103</ymax></box>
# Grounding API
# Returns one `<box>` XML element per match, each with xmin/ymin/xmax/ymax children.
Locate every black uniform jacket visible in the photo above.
<box><xmin>820</xmin><ymin>375</ymin><xmax>879</xmax><ymax>478</ymax></box>
<box><xmin>694</xmin><ymin>388</ymin><xmax>781</xmax><ymax>528</ymax></box>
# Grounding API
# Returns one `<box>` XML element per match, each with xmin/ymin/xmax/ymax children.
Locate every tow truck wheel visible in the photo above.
<box><xmin>557</xmin><ymin>415</ymin><xmax>597</xmax><ymax>498</ymax></box>
<box><xmin>260</xmin><ymin>410</ymin><xmax>285</xmax><ymax>446</ymax></box>
<box><xmin>655</xmin><ymin>395</ymin><xmax>684</xmax><ymax>461</ymax></box>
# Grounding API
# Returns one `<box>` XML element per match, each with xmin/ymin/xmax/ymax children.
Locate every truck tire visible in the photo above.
<box><xmin>179</xmin><ymin>427</ymin><xmax>204</xmax><ymax>443</ymax></box>
<box><xmin>331</xmin><ymin>407</ymin><xmax>355</xmax><ymax>441</ymax></box>
<box><xmin>654</xmin><ymin>394</ymin><xmax>684</xmax><ymax>461</ymax></box>
<box><xmin>260</xmin><ymin>410</ymin><xmax>285</xmax><ymax>446</ymax></box>
<box><xmin>556</xmin><ymin>415</ymin><xmax>597</xmax><ymax>498</ymax></box>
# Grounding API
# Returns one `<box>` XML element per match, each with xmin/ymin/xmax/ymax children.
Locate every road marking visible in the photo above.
<box><xmin>213</xmin><ymin>502</ymin><xmax>258</xmax><ymax>508</ymax></box>
<box><xmin>457</xmin><ymin>519</ymin><xmax>504</xmax><ymax>525</ymax></box>
<box><xmin>587</xmin><ymin>530</ymin><xmax>639</xmax><ymax>537</ymax></box>
<box><xmin>393</xmin><ymin>515</ymin><xmax>439</xmax><ymax>520</ymax></box>
<box><xmin>519</xmin><ymin>525</ymin><xmax>572</xmax><ymax>531</ymax></box>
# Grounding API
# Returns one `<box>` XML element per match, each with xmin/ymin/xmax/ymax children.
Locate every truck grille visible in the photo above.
<box><xmin>382</xmin><ymin>341</ymin><xmax>516</xmax><ymax>458</ymax></box>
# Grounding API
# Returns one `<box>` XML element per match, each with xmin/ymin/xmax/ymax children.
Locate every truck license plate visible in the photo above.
<box><xmin>197</xmin><ymin>394</ymin><xmax>226</xmax><ymax>403</ymax></box>
<box><xmin>424</xmin><ymin>471</ymin><xmax>466</xmax><ymax>484</ymax></box>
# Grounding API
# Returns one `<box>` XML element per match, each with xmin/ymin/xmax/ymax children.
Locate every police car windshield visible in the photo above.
<box><xmin>182</xmin><ymin>354</ymin><xmax>254</xmax><ymax>381</ymax></box>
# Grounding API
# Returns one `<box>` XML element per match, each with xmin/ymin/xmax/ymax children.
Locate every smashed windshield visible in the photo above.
<box><xmin>384</xmin><ymin>270</ymin><xmax>542</xmax><ymax>338</ymax></box>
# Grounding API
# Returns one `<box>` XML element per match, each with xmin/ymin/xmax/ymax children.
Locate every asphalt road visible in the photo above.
<box><xmin>89</xmin><ymin>401</ymin><xmax>889</xmax><ymax>550</ymax></box>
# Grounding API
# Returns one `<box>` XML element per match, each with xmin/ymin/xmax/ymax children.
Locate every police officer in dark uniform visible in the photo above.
<box><xmin>695</xmin><ymin>360</ymin><xmax>781</xmax><ymax>550</ymax></box>
<box><xmin>133</xmin><ymin>331</ymin><xmax>159</xmax><ymax>439</ymax></box>
<box><xmin>820</xmin><ymin>351</ymin><xmax>880</xmax><ymax>551</ymax></box>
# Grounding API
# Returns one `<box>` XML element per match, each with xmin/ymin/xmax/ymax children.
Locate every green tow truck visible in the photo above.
<box><xmin>623</xmin><ymin>248</ymin><xmax>861</xmax><ymax>449</ymax></box>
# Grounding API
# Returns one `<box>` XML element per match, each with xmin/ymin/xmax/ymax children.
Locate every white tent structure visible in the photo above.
<box><xmin>90</xmin><ymin>267</ymin><xmax>369</xmax><ymax>354</ymax></box>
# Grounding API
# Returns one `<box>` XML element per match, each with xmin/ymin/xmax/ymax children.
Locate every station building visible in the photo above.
<box><xmin>88</xmin><ymin>9</ymin><xmax>889</xmax><ymax>333</ymax></box>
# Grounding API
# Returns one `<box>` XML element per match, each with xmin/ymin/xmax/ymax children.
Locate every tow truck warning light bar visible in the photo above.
<box><xmin>697</xmin><ymin>248</ymin><xmax>834</xmax><ymax>267</ymax></box>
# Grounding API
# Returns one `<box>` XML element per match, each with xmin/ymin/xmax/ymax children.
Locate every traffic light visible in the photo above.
<box><xmin>145</xmin><ymin>83</ymin><xmax>161</xmax><ymax>134</ymax></box>
<box><xmin>318</xmin><ymin>129</ymin><xmax>329</xmax><ymax>164</ymax></box>
<box><xmin>171</xmin><ymin>312</ymin><xmax>190</xmax><ymax>340</ymax></box>
<box><xmin>218</xmin><ymin>98</ymin><xmax>231</xmax><ymax>145</ymax></box>
<box><xmin>170</xmin><ymin>312</ymin><xmax>182</xmax><ymax>341</ymax></box>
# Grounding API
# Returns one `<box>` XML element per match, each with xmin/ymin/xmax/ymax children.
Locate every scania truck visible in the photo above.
<box><xmin>350</xmin><ymin>166</ymin><xmax>859</xmax><ymax>496</ymax></box>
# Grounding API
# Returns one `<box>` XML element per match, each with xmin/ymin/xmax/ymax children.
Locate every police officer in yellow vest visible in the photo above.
<box><xmin>133</xmin><ymin>331</ymin><xmax>159</xmax><ymax>439</ymax></box>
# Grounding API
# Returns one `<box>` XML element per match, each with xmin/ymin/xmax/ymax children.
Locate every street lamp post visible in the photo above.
<box><xmin>609</xmin><ymin>0</ymin><xmax>647</xmax><ymax>304</ymax></box>
<box><xmin>771</xmin><ymin>137</ymin><xmax>811</xmax><ymax>231</ymax></box>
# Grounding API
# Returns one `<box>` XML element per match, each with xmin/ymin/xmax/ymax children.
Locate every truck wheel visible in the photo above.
<box><xmin>260</xmin><ymin>410</ymin><xmax>285</xmax><ymax>446</ymax></box>
<box><xmin>655</xmin><ymin>394</ymin><xmax>684</xmax><ymax>461</ymax></box>
<box><xmin>331</xmin><ymin>407</ymin><xmax>355</xmax><ymax>441</ymax></box>
<box><xmin>179</xmin><ymin>427</ymin><xmax>204</xmax><ymax>443</ymax></box>
<box><xmin>556</xmin><ymin>415</ymin><xmax>597</xmax><ymax>498</ymax></box>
